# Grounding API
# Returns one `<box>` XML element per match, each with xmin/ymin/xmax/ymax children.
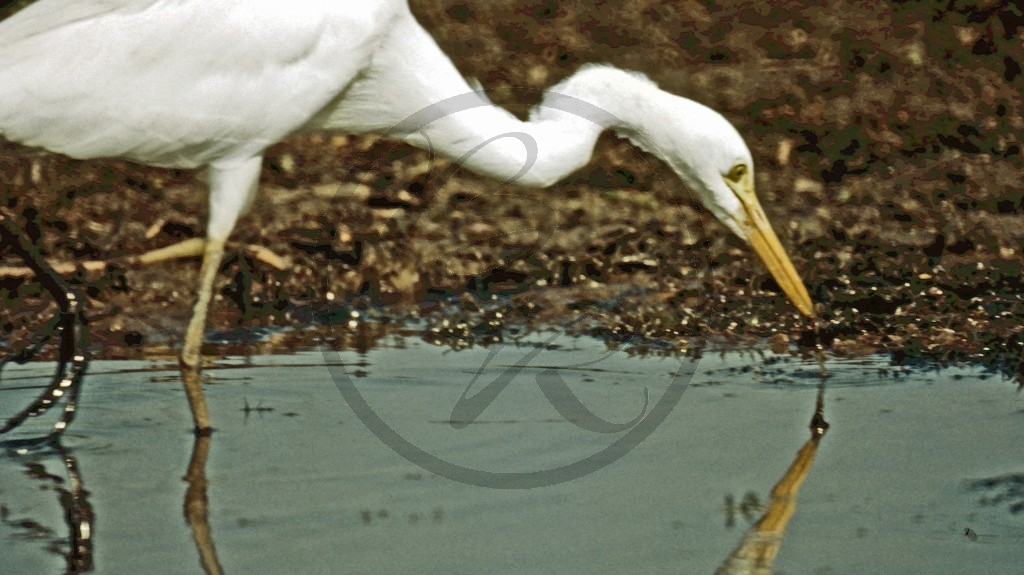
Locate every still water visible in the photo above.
<box><xmin>1</xmin><ymin>332</ymin><xmax>1022</xmax><ymax>574</ymax></box>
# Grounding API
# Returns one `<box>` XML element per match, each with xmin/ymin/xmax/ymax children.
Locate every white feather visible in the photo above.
<box><xmin>1</xmin><ymin>0</ymin><xmax>755</xmax><ymax>222</ymax></box>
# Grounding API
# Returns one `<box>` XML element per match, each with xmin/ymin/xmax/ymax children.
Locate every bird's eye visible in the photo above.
<box><xmin>726</xmin><ymin>164</ymin><xmax>747</xmax><ymax>183</ymax></box>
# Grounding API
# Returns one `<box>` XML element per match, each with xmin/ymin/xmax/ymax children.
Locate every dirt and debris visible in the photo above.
<box><xmin>2</xmin><ymin>1</ymin><xmax>1023</xmax><ymax>380</ymax></box>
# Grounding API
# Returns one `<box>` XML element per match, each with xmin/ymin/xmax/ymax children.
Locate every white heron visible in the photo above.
<box><xmin>0</xmin><ymin>0</ymin><xmax>813</xmax><ymax>434</ymax></box>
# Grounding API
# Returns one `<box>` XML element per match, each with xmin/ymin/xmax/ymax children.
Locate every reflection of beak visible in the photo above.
<box><xmin>726</xmin><ymin>174</ymin><xmax>815</xmax><ymax>317</ymax></box>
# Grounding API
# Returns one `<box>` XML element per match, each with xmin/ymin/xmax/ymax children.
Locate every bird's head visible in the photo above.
<box><xmin>646</xmin><ymin>96</ymin><xmax>814</xmax><ymax>317</ymax></box>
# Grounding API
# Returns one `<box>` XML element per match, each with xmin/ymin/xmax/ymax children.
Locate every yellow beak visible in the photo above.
<box><xmin>726</xmin><ymin>174</ymin><xmax>815</xmax><ymax>317</ymax></box>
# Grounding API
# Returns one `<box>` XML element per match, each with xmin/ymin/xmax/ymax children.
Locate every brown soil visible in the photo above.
<box><xmin>2</xmin><ymin>1</ymin><xmax>1023</xmax><ymax>380</ymax></box>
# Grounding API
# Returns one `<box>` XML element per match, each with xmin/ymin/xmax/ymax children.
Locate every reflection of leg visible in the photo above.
<box><xmin>184</xmin><ymin>434</ymin><xmax>224</xmax><ymax>574</ymax></box>
<box><xmin>0</xmin><ymin>210</ymin><xmax>90</xmax><ymax>438</ymax></box>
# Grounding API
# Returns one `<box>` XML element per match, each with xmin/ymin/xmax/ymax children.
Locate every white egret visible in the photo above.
<box><xmin>0</xmin><ymin>0</ymin><xmax>813</xmax><ymax>435</ymax></box>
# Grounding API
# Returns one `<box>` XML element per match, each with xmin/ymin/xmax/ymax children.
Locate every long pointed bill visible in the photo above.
<box><xmin>727</xmin><ymin>176</ymin><xmax>815</xmax><ymax>317</ymax></box>
<box><xmin>745</xmin><ymin>212</ymin><xmax>815</xmax><ymax>317</ymax></box>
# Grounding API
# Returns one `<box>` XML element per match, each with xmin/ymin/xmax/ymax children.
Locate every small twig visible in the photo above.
<box><xmin>0</xmin><ymin>241</ymin><xmax>291</xmax><ymax>278</ymax></box>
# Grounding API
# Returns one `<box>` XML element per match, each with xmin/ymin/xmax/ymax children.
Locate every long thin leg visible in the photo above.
<box><xmin>180</xmin><ymin>238</ymin><xmax>226</xmax><ymax>371</ymax></box>
<box><xmin>179</xmin><ymin>238</ymin><xmax>224</xmax><ymax>433</ymax></box>
<box><xmin>179</xmin><ymin>156</ymin><xmax>264</xmax><ymax>434</ymax></box>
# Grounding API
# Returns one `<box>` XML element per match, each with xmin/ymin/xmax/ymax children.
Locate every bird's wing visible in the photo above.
<box><xmin>0</xmin><ymin>0</ymin><xmax>399</xmax><ymax>168</ymax></box>
<box><xmin>0</xmin><ymin>0</ymin><xmax>160</xmax><ymax>46</ymax></box>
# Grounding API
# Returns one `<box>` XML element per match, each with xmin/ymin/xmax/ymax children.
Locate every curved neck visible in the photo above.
<box><xmin>317</xmin><ymin>7</ymin><xmax>665</xmax><ymax>188</ymax></box>
<box><xmin>404</xmin><ymin>67</ymin><xmax>661</xmax><ymax>188</ymax></box>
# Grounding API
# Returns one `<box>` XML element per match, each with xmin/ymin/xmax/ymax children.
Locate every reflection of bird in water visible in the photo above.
<box><xmin>0</xmin><ymin>0</ymin><xmax>813</xmax><ymax>434</ymax></box>
<box><xmin>715</xmin><ymin>381</ymin><xmax>829</xmax><ymax>575</ymax></box>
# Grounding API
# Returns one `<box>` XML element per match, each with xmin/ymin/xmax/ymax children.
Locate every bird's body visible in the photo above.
<box><xmin>1</xmin><ymin>1</ymin><xmax>392</xmax><ymax>167</ymax></box>
<box><xmin>1</xmin><ymin>0</ymin><xmax>813</xmax><ymax>434</ymax></box>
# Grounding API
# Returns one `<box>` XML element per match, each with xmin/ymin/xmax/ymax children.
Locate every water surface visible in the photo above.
<box><xmin>1</xmin><ymin>333</ymin><xmax>1022</xmax><ymax>574</ymax></box>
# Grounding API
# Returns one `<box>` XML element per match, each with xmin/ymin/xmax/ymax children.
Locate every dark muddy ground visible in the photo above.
<box><xmin>2</xmin><ymin>1</ymin><xmax>1023</xmax><ymax>379</ymax></box>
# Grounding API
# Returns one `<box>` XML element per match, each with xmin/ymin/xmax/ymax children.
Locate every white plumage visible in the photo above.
<box><xmin>1</xmin><ymin>0</ymin><xmax>812</xmax><ymax>433</ymax></box>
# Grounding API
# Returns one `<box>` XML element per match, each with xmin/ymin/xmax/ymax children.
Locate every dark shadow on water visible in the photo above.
<box><xmin>0</xmin><ymin>437</ymin><xmax>93</xmax><ymax>573</ymax></box>
<box><xmin>1</xmin><ymin>433</ymin><xmax>225</xmax><ymax>575</ymax></box>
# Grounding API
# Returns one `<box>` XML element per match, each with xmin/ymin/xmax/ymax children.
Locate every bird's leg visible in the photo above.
<box><xmin>178</xmin><ymin>237</ymin><xmax>225</xmax><ymax>433</ymax></box>
<box><xmin>179</xmin><ymin>241</ymin><xmax>225</xmax><ymax>369</ymax></box>
<box><xmin>178</xmin><ymin>156</ymin><xmax>264</xmax><ymax>435</ymax></box>
<box><xmin>0</xmin><ymin>210</ymin><xmax>90</xmax><ymax>439</ymax></box>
